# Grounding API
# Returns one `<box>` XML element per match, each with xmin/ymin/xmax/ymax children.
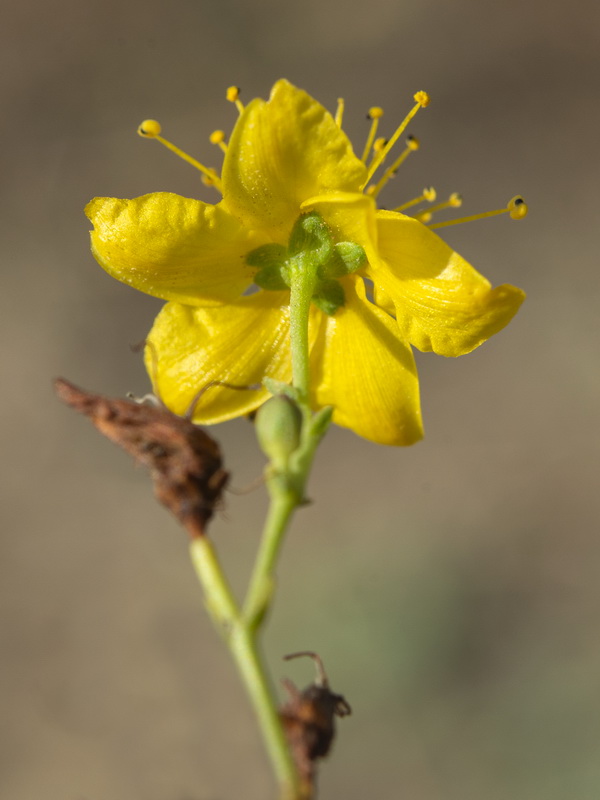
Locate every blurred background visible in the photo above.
<box><xmin>2</xmin><ymin>1</ymin><xmax>599</xmax><ymax>798</ymax></box>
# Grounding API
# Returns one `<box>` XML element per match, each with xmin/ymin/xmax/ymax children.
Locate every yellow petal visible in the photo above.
<box><xmin>369</xmin><ymin>211</ymin><xmax>526</xmax><ymax>356</ymax></box>
<box><xmin>86</xmin><ymin>193</ymin><xmax>260</xmax><ymax>304</ymax></box>
<box><xmin>311</xmin><ymin>276</ymin><xmax>423</xmax><ymax>446</ymax></box>
<box><xmin>222</xmin><ymin>80</ymin><xmax>367</xmax><ymax>240</ymax></box>
<box><xmin>146</xmin><ymin>292</ymin><xmax>319</xmax><ymax>424</ymax></box>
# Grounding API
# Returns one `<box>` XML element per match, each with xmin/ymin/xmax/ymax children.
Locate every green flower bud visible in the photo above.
<box><xmin>255</xmin><ymin>395</ymin><xmax>303</xmax><ymax>469</ymax></box>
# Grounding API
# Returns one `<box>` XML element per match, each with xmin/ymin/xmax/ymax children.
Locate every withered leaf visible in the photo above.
<box><xmin>54</xmin><ymin>378</ymin><xmax>228</xmax><ymax>538</ymax></box>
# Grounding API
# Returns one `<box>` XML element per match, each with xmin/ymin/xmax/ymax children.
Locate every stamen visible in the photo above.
<box><xmin>368</xmin><ymin>135</ymin><xmax>420</xmax><ymax>198</ymax></box>
<box><xmin>226</xmin><ymin>85</ymin><xmax>244</xmax><ymax>114</ymax></box>
<box><xmin>362</xmin><ymin>91</ymin><xmax>430</xmax><ymax>187</ymax></box>
<box><xmin>210</xmin><ymin>129</ymin><xmax>228</xmax><ymax>153</ymax></box>
<box><xmin>393</xmin><ymin>186</ymin><xmax>437</xmax><ymax>212</ymax></box>
<box><xmin>427</xmin><ymin>196</ymin><xmax>528</xmax><ymax>230</ymax></box>
<box><xmin>335</xmin><ymin>98</ymin><xmax>345</xmax><ymax>128</ymax></box>
<box><xmin>361</xmin><ymin>106</ymin><xmax>384</xmax><ymax>162</ymax></box>
<box><xmin>365</xmin><ymin>137</ymin><xmax>387</xmax><ymax>175</ymax></box>
<box><xmin>415</xmin><ymin>192</ymin><xmax>462</xmax><ymax>222</ymax></box>
<box><xmin>201</xmin><ymin>168</ymin><xmax>221</xmax><ymax>187</ymax></box>
<box><xmin>138</xmin><ymin>120</ymin><xmax>223</xmax><ymax>191</ymax></box>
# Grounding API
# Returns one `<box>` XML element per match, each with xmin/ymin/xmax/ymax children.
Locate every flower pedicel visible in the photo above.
<box><xmin>86</xmin><ymin>80</ymin><xmax>526</xmax><ymax>446</ymax></box>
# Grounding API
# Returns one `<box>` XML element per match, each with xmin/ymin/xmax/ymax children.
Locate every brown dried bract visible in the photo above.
<box><xmin>54</xmin><ymin>378</ymin><xmax>229</xmax><ymax>538</ymax></box>
<box><xmin>279</xmin><ymin>652</ymin><xmax>351</xmax><ymax>794</ymax></box>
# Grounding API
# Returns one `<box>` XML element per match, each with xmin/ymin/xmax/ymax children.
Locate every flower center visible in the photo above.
<box><xmin>246</xmin><ymin>212</ymin><xmax>367</xmax><ymax>316</ymax></box>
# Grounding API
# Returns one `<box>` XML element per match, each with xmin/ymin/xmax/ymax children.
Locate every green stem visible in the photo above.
<box><xmin>243</xmin><ymin>489</ymin><xmax>297</xmax><ymax>630</ymax></box>
<box><xmin>188</xmin><ymin>232</ymin><xmax>330</xmax><ymax>799</ymax></box>
<box><xmin>289</xmin><ymin>263</ymin><xmax>315</xmax><ymax>401</ymax></box>
<box><xmin>189</xmin><ymin>537</ymin><xmax>300</xmax><ymax>799</ymax></box>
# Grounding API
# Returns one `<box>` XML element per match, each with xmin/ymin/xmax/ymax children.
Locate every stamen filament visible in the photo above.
<box><xmin>393</xmin><ymin>186</ymin><xmax>436</xmax><ymax>212</ymax></box>
<box><xmin>427</xmin><ymin>197</ymin><xmax>528</xmax><ymax>229</ymax></box>
<box><xmin>368</xmin><ymin>135</ymin><xmax>420</xmax><ymax>198</ymax></box>
<box><xmin>415</xmin><ymin>192</ymin><xmax>462</xmax><ymax>221</ymax></box>
<box><xmin>361</xmin><ymin>107</ymin><xmax>384</xmax><ymax>162</ymax></box>
<box><xmin>335</xmin><ymin>98</ymin><xmax>345</xmax><ymax>128</ymax></box>
<box><xmin>138</xmin><ymin>120</ymin><xmax>222</xmax><ymax>191</ymax></box>
<box><xmin>362</xmin><ymin>92</ymin><xmax>429</xmax><ymax>187</ymax></box>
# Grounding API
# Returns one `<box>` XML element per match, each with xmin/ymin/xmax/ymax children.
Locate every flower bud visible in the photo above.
<box><xmin>255</xmin><ymin>395</ymin><xmax>303</xmax><ymax>469</ymax></box>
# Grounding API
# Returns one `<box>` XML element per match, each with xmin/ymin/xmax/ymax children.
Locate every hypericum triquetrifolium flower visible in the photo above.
<box><xmin>86</xmin><ymin>80</ymin><xmax>526</xmax><ymax>446</ymax></box>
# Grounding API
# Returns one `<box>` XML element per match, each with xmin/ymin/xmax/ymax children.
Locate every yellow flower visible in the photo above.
<box><xmin>86</xmin><ymin>79</ymin><xmax>525</xmax><ymax>446</ymax></box>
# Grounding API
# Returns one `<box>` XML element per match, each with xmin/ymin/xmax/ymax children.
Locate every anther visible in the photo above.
<box><xmin>406</xmin><ymin>134</ymin><xmax>420</xmax><ymax>151</ymax></box>
<box><xmin>362</xmin><ymin>90</ymin><xmax>431</xmax><ymax>187</ymax></box>
<box><xmin>393</xmin><ymin>186</ymin><xmax>437</xmax><ymax>212</ymax></box>
<box><xmin>226</xmin><ymin>85</ymin><xmax>244</xmax><ymax>114</ymax></box>
<box><xmin>209</xmin><ymin>129</ymin><xmax>228</xmax><ymax>153</ymax></box>
<box><xmin>508</xmin><ymin>195</ymin><xmax>528</xmax><ymax>219</ymax></box>
<box><xmin>138</xmin><ymin>119</ymin><xmax>162</xmax><ymax>138</ymax></box>
<box><xmin>137</xmin><ymin>120</ymin><xmax>223</xmax><ymax>191</ymax></box>
<box><xmin>414</xmin><ymin>91</ymin><xmax>431</xmax><ymax>108</ymax></box>
<box><xmin>361</xmin><ymin>107</ymin><xmax>384</xmax><ymax>162</ymax></box>
<box><xmin>427</xmin><ymin>196</ymin><xmax>529</xmax><ymax>230</ymax></box>
<box><xmin>335</xmin><ymin>98</ymin><xmax>345</xmax><ymax>128</ymax></box>
<box><xmin>201</xmin><ymin>168</ymin><xmax>220</xmax><ymax>187</ymax></box>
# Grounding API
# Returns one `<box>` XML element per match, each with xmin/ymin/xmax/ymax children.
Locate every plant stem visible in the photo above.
<box><xmin>288</xmin><ymin>261</ymin><xmax>315</xmax><ymax>402</ymax></box>
<box><xmin>188</xmin><ymin>234</ymin><xmax>329</xmax><ymax>799</ymax></box>
<box><xmin>189</xmin><ymin>537</ymin><xmax>301</xmax><ymax>798</ymax></box>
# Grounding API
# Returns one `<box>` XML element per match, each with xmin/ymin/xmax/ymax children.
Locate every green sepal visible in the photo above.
<box><xmin>288</xmin><ymin>211</ymin><xmax>334</xmax><ymax>265</ymax></box>
<box><xmin>317</xmin><ymin>241</ymin><xmax>367</xmax><ymax>280</ymax></box>
<box><xmin>334</xmin><ymin>241</ymin><xmax>367</xmax><ymax>274</ymax></box>
<box><xmin>246</xmin><ymin>243</ymin><xmax>287</xmax><ymax>268</ymax></box>
<box><xmin>309</xmin><ymin>406</ymin><xmax>334</xmax><ymax>441</ymax></box>
<box><xmin>312</xmin><ymin>280</ymin><xmax>345</xmax><ymax>316</ymax></box>
<box><xmin>262</xmin><ymin>378</ymin><xmax>300</xmax><ymax>403</ymax></box>
<box><xmin>254</xmin><ymin>264</ymin><xmax>290</xmax><ymax>291</ymax></box>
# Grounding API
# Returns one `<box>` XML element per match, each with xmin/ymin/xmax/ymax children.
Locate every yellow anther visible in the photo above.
<box><xmin>393</xmin><ymin>186</ymin><xmax>437</xmax><ymax>212</ymax></box>
<box><xmin>427</xmin><ymin>196</ymin><xmax>529</xmax><ymax>230</ymax></box>
<box><xmin>508</xmin><ymin>195</ymin><xmax>528</xmax><ymax>219</ymax></box>
<box><xmin>373</xmin><ymin>137</ymin><xmax>387</xmax><ymax>152</ymax></box>
<box><xmin>201</xmin><ymin>168</ymin><xmax>220</xmax><ymax>187</ymax></box>
<box><xmin>137</xmin><ymin>119</ymin><xmax>162</xmax><ymax>138</ymax></box>
<box><xmin>369</xmin><ymin>135</ymin><xmax>422</xmax><ymax>199</ymax></box>
<box><xmin>137</xmin><ymin>121</ymin><xmax>222</xmax><ymax>192</ymax></box>
<box><xmin>448</xmin><ymin>192</ymin><xmax>462</xmax><ymax>207</ymax></box>
<box><xmin>361</xmin><ymin>107</ymin><xmax>384</xmax><ymax>162</ymax></box>
<box><xmin>209</xmin><ymin>129</ymin><xmax>228</xmax><ymax>153</ymax></box>
<box><xmin>226</xmin><ymin>85</ymin><xmax>244</xmax><ymax>114</ymax></box>
<box><xmin>362</xmin><ymin>92</ymin><xmax>430</xmax><ymax>187</ymax></box>
<box><xmin>335</xmin><ymin>97</ymin><xmax>345</xmax><ymax>127</ymax></box>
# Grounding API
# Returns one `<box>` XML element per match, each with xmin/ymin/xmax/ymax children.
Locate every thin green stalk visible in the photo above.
<box><xmin>243</xmin><ymin>490</ymin><xmax>297</xmax><ymax>630</ymax></box>
<box><xmin>289</xmin><ymin>264</ymin><xmax>315</xmax><ymax>401</ymax></box>
<box><xmin>189</xmin><ymin>537</ymin><xmax>301</xmax><ymax>798</ymax></box>
<box><xmin>188</xmin><ymin>232</ymin><xmax>329</xmax><ymax>800</ymax></box>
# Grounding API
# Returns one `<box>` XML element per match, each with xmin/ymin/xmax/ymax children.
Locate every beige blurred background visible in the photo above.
<box><xmin>2</xmin><ymin>1</ymin><xmax>599</xmax><ymax>798</ymax></box>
